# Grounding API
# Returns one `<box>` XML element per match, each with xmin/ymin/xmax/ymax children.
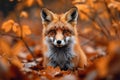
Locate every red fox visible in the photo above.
<box><xmin>40</xmin><ymin>7</ymin><xmax>87</xmax><ymax>70</ymax></box>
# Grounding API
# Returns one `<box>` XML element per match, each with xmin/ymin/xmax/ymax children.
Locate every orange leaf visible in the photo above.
<box><xmin>12</xmin><ymin>41</ymin><xmax>23</xmax><ymax>56</ymax></box>
<box><xmin>0</xmin><ymin>38</ymin><xmax>11</xmax><ymax>56</ymax></box>
<box><xmin>22</xmin><ymin>25</ymin><xmax>31</xmax><ymax>35</ymax></box>
<box><xmin>1</xmin><ymin>19</ymin><xmax>14</xmax><ymax>32</ymax></box>
<box><xmin>36</xmin><ymin>0</ymin><xmax>43</xmax><ymax>6</ymax></box>
<box><xmin>20</xmin><ymin>11</ymin><xmax>29</xmax><ymax>18</ymax></box>
<box><xmin>10</xmin><ymin>57</ymin><xmax>23</xmax><ymax>68</ymax></box>
<box><xmin>16</xmin><ymin>25</ymin><xmax>31</xmax><ymax>37</ymax></box>
<box><xmin>25</xmin><ymin>0</ymin><xmax>34</xmax><ymax>7</ymax></box>
<box><xmin>12</xmin><ymin>23</ymin><xmax>20</xmax><ymax>32</ymax></box>
<box><xmin>74</xmin><ymin>4</ymin><xmax>90</xmax><ymax>20</ymax></box>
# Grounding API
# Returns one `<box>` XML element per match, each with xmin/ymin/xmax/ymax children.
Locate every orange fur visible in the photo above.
<box><xmin>41</xmin><ymin>8</ymin><xmax>87</xmax><ymax>70</ymax></box>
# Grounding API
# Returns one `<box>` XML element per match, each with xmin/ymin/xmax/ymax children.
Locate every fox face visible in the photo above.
<box><xmin>41</xmin><ymin>8</ymin><xmax>78</xmax><ymax>47</ymax></box>
<box><xmin>45</xmin><ymin>26</ymin><xmax>75</xmax><ymax>47</ymax></box>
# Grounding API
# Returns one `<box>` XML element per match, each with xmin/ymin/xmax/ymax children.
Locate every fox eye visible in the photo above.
<box><xmin>63</xmin><ymin>30</ymin><xmax>71</xmax><ymax>36</ymax></box>
<box><xmin>48</xmin><ymin>30</ymin><xmax>56</xmax><ymax>36</ymax></box>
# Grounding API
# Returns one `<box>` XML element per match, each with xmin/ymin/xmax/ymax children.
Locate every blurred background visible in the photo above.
<box><xmin>0</xmin><ymin>0</ymin><xmax>120</xmax><ymax>80</ymax></box>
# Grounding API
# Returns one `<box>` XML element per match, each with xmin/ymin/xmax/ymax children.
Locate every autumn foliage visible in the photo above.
<box><xmin>0</xmin><ymin>0</ymin><xmax>120</xmax><ymax>80</ymax></box>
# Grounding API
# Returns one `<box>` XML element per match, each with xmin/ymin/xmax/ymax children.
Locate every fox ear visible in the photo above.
<box><xmin>40</xmin><ymin>8</ymin><xmax>54</xmax><ymax>23</ymax></box>
<box><xmin>65</xmin><ymin>7</ymin><xmax>78</xmax><ymax>22</ymax></box>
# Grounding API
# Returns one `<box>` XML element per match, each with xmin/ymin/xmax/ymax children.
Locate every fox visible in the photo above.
<box><xmin>40</xmin><ymin>7</ymin><xmax>87</xmax><ymax>70</ymax></box>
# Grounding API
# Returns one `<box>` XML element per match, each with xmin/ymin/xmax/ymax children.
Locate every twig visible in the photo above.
<box><xmin>80</xmin><ymin>34</ymin><xmax>96</xmax><ymax>46</ymax></box>
<box><xmin>104</xmin><ymin>0</ymin><xmax>120</xmax><ymax>39</ymax></box>
<box><xmin>21</xmin><ymin>39</ymin><xmax>37</xmax><ymax>62</ymax></box>
<box><xmin>104</xmin><ymin>0</ymin><xmax>117</xmax><ymax>23</ymax></box>
<box><xmin>97</xmin><ymin>15</ymin><xmax>111</xmax><ymax>40</ymax></box>
<box><xmin>80</xmin><ymin>10</ymin><xmax>111</xmax><ymax>40</ymax></box>
<box><xmin>72</xmin><ymin>0</ymin><xmax>86</xmax><ymax>5</ymax></box>
<box><xmin>0</xmin><ymin>32</ymin><xmax>20</xmax><ymax>39</ymax></box>
<box><xmin>0</xmin><ymin>14</ymin><xmax>37</xmax><ymax>62</ymax></box>
<box><xmin>0</xmin><ymin>30</ymin><xmax>37</xmax><ymax>62</ymax></box>
<box><xmin>16</xmin><ymin>16</ymin><xmax>37</xmax><ymax>62</ymax></box>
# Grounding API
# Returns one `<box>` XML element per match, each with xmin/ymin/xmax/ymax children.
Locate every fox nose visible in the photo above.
<box><xmin>57</xmin><ymin>40</ymin><xmax>61</xmax><ymax>44</ymax></box>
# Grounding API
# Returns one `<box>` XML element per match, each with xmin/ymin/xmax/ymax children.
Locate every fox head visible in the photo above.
<box><xmin>40</xmin><ymin>7</ymin><xmax>78</xmax><ymax>47</ymax></box>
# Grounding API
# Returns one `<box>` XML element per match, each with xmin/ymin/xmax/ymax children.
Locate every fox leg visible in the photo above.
<box><xmin>74</xmin><ymin>44</ymin><xmax>87</xmax><ymax>68</ymax></box>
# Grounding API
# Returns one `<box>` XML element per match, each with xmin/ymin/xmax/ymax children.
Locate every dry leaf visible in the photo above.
<box><xmin>37</xmin><ymin>0</ymin><xmax>43</xmax><ymax>6</ymax></box>
<box><xmin>25</xmin><ymin>0</ymin><xmax>34</xmax><ymax>7</ymax></box>
<box><xmin>74</xmin><ymin>4</ymin><xmax>90</xmax><ymax>20</ymax></box>
<box><xmin>1</xmin><ymin>19</ymin><xmax>14</xmax><ymax>32</ymax></box>
<box><xmin>108</xmin><ymin>1</ymin><xmax>120</xmax><ymax>11</ymax></box>
<box><xmin>12</xmin><ymin>23</ymin><xmax>20</xmax><ymax>32</ymax></box>
<box><xmin>95</xmin><ymin>57</ymin><xmax>108</xmax><ymax>78</ymax></box>
<box><xmin>20</xmin><ymin>11</ymin><xmax>29</xmax><ymax>18</ymax></box>
<box><xmin>16</xmin><ymin>25</ymin><xmax>31</xmax><ymax>37</ymax></box>
<box><xmin>0</xmin><ymin>38</ymin><xmax>11</xmax><ymax>58</ymax></box>
<box><xmin>12</xmin><ymin>41</ymin><xmax>23</xmax><ymax>56</ymax></box>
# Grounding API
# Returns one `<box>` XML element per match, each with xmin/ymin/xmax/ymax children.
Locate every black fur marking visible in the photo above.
<box><xmin>41</xmin><ymin>10</ymin><xmax>50</xmax><ymax>22</ymax></box>
<box><xmin>68</xmin><ymin>10</ymin><xmax>77</xmax><ymax>22</ymax></box>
